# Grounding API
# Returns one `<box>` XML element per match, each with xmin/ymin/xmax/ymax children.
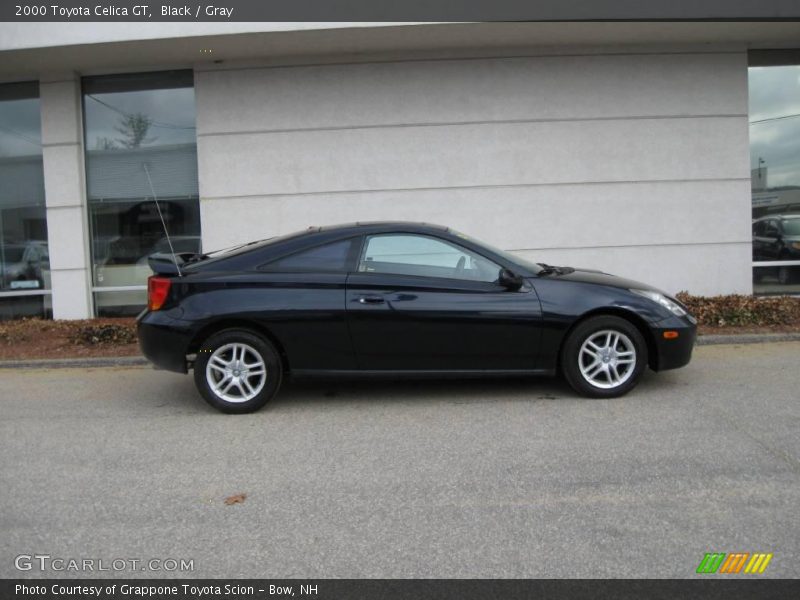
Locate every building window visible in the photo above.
<box><xmin>0</xmin><ymin>81</ymin><xmax>50</xmax><ymax>320</ymax></box>
<box><xmin>749</xmin><ymin>58</ymin><xmax>800</xmax><ymax>295</ymax></box>
<box><xmin>82</xmin><ymin>70</ymin><xmax>200</xmax><ymax>316</ymax></box>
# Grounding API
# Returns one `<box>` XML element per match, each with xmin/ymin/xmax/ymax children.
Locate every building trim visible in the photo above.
<box><xmin>199</xmin><ymin>177</ymin><xmax>751</xmax><ymax>203</ymax></box>
<box><xmin>197</xmin><ymin>113</ymin><xmax>748</xmax><ymax>140</ymax></box>
<box><xmin>42</xmin><ymin>141</ymin><xmax>80</xmax><ymax>149</ymax></box>
<box><xmin>194</xmin><ymin>49</ymin><xmax>747</xmax><ymax>74</ymax></box>
<box><xmin>0</xmin><ymin>290</ymin><xmax>52</xmax><ymax>298</ymax></box>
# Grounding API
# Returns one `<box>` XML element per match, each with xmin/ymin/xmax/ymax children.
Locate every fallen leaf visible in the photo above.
<box><xmin>224</xmin><ymin>493</ymin><xmax>247</xmax><ymax>505</ymax></box>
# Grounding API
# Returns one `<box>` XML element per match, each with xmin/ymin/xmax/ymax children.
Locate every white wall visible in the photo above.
<box><xmin>195</xmin><ymin>50</ymin><xmax>752</xmax><ymax>295</ymax></box>
<box><xmin>39</xmin><ymin>73</ymin><xmax>94</xmax><ymax>319</ymax></box>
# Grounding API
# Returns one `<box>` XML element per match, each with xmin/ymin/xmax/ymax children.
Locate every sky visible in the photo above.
<box><xmin>83</xmin><ymin>86</ymin><xmax>196</xmax><ymax>150</ymax></box>
<box><xmin>748</xmin><ymin>65</ymin><xmax>800</xmax><ymax>189</ymax></box>
<box><xmin>0</xmin><ymin>85</ymin><xmax>196</xmax><ymax>158</ymax></box>
<box><xmin>0</xmin><ymin>97</ymin><xmax>42</xmax><ymax>158</ymax></box>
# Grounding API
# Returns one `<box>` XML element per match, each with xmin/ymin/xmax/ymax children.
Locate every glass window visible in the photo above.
<box><xmin>749</xmin><ymin>62</ymin><xmax>800</xmax><ymax>294</ymax></box>
<box><xmin>83</xmin><ymin>71</ymin><xmax>200</xmax><ymax>316</ymax></box>
<box><xmin>0</xmin><ymin>81</ymin><xmax>50</xmax><ymax>320</ymax></box>
<box><xmin>262</xmin><ymin>239</ymin><xmax>354</xmax><ymax>272</ymax></box>
<box><xmin>359</xmin><ymin>234</ymin><xmax>501</xmax><ymax>282</ymax></box>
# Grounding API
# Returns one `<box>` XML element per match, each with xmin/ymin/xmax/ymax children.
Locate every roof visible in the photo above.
<box><xmin>315</xmin><ymin>221</ymin><xmax>449</xmax><ymax>234</ymax></box>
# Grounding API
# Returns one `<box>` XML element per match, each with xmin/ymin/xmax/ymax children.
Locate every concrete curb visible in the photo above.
<box><xmin>0</xmin><ymin>356</ymin><xmax>149</xmax><ymax>370</ymax></box>
<box><xmin>696</xmin><ymin>332</ymin><xmax>800</xmax><ymax>346</ymax></box>
<box><xmin>0</xmin><ymin>333</ymin><xmax>799</xmax><ymax>369</ymax></box>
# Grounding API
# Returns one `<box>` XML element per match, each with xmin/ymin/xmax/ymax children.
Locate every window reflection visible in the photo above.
<box><xmin>83</xmin><ymin>71</ymin><xmax>200</xmax><ymax>316</ymax></box>
<box><xmin>749</xmin><ymin>64</ymin><xmax>800</xmax><ymax>295</ymax></box>
<box><xmin>0</xmin><ymin>81</ymin><xmax>49</xmax><ymax>320</ymax></box>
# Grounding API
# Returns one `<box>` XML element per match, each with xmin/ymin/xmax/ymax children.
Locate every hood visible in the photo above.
<box><xmin>535</xmin><ymin>267</ymin><xmax>664</xmax><ymax>295</ymax></box>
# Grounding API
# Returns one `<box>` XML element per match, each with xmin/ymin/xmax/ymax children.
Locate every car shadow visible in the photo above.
<box><xmin>154</xmin><ymin>367</ymin><xmax>678</xmax><ymax>415</ymax></box>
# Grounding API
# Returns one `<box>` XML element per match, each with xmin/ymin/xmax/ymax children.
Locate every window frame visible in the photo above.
<box><xmin>748</xmin><ymin>53</ymin><xmax>800</xmax><ymax>292</ymax></box>
<box><xmin>0</xmin><ymin>79</ymin><xmax>51</xmax><ymax>313</ymax></box>
<box><xmin>80</xmin><ymin>69</ymin><xmax>199</xmax><ymax>316</ymax></box>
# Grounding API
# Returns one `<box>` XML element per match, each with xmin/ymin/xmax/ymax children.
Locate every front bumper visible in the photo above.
<box><xmin>650</xmin><ymin>314</ymin><xmax>697</xmax><ymax>371</ymax></box>
<box><xmin>137</xmin><ymin>310</ymin><xmax>194</xmax><ymax>374</ymax></box>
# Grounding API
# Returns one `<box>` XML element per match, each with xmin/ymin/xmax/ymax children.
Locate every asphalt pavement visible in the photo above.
<box><xmin>1</xmin><ymin>342</ymin><xmax>798</xmax><ymax>578</ymax></box>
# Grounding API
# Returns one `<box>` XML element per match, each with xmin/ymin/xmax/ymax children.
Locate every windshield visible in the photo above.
<box><xmin>451</xmin><ymin>231</ymin><xmax>544</xmax><ymax>274</ymax></box>
<box><xmin>783</xmin><ymin>219</ymin><xmax>800</xmax><ymax>236</ymax></box>
<box><xmin>1</xmin><ymin>247</ymin><xmax>26</xmax><ymax>263</ymax></box>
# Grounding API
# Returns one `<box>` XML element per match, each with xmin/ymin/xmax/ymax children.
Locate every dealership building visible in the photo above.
<box><xmin>1</xmin><ymin>20</ymin><xmax>800</xmax><ymax>319</ymax></box>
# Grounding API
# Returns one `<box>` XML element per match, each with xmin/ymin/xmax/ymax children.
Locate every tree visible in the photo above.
<box><xmin>114</xmin><ymin>112</ymin><xmax>157</xmax><ymax>148</ymax></box>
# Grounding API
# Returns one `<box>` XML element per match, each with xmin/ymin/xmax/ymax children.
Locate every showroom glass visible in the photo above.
<box><xmin>83</xmin><ymin>71</ymin><xmax>200</xmax><ymax>316</ymax></box>
<box><xmin>749</xmin><ymin>63</ymin><xmax>800</xmax><ymax>295</ymax></box>
<box><xmin>0</xmin><ymin>82</ymin><xmax>50</xmax><ymax>320</ymax></box>
<box><xmin>359</xmin><ymin>234</ymin><xmax>501</xmax><ymax>282</ymax></box>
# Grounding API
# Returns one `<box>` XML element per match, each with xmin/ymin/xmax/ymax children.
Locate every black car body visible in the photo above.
<box><xmin>138</xmin><ymin>222</ymin><xmax>696</xmax><ymax>413</ymax></box>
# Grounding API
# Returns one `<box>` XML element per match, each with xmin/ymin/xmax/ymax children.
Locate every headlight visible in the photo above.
<box><xmin>630</xmin><ymin>289</ymin><xmax>687</xmax><ymax>317</ymax></box>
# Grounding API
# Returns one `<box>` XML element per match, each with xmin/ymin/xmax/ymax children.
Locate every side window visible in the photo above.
<box><xmin>261</xmin><ymin>239</ymin><xmax>353</xmax><ymax>272</ymax></box>
<box><xmin>359</xmin><ymin>234</ymin><xmax>501</xmax><ymax>282</ymax></box>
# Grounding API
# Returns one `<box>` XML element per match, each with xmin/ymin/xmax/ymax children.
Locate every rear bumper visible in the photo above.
<box><xmin>650</xmin><ymin>315</ymin><xmax>697</xmax><ymax>371</ymax></box>
<box><xmin>136</xmin><ymin>310</ymin><xmax>194</xmax><ymax>374</ymax></box>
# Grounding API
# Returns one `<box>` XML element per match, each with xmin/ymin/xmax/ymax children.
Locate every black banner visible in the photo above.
<box><xmin>3</xmin><ymin>0</ymin><xmax>800</xmax><ymax>22</ymax></box>
<box><xmin>3</xmin><ymin>579</ymin><xmax>800</xmax><ymax>600</ymax></box>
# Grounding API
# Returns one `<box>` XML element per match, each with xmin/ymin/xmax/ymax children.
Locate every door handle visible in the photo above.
<box><xmin>357</xmin><ymin>295</ymin><xmax>385</xmax><ymax>304</ymax></box>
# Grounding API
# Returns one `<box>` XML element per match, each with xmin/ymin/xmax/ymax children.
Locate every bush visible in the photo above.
<box><xmin>676</xmin><ymin>292</ymin><xmax>800</xmax><ymax>327</ymax></box>
<box><xmin>68</xmin><ymin>323</ymin><xmax>137</xmax><ymax>346</ymax></box>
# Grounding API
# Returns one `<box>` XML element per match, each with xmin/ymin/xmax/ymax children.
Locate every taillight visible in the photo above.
<box><xmin>147</xmin><ymin>276</ymin><xmax>171</xmax><ymax>311</ymax></box>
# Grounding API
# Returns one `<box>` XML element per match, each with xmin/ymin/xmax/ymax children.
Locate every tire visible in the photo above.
<box><xmin>193</xmin><ymin>329</ymin><xmax>282</xmax><ymax>414</ymax></box>
<box><xmin>560</xmin><ymin>315</ymin><xmax>648</xmax><ymax>399</ymax></box>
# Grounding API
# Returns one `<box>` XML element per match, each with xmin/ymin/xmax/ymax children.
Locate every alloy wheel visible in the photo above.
<box><xmin>205</xmin><ymin>342</ymin><xmax>267</xmax><ymax>403</ymax></box>
<box><xmin>578</xmin><ymin>329</ymin><xmax>637</xmax><ymax>390</ymax></box>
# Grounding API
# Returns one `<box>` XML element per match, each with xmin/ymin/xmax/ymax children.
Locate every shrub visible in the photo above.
<box><xmin>676</xmin><ymin>292</ymin><xmax>800</xmax><ymax>327</ymax></box>
<box><xmin>68</xmin><ymin>323</ymin><xmax>137</xmax><ymax>346</ymax></box>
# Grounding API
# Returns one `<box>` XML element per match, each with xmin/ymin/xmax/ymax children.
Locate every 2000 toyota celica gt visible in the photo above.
<box><xmin>137</xmin><ymin>222</ymin><xmax>696</xmax><ymax>413</ymax></box>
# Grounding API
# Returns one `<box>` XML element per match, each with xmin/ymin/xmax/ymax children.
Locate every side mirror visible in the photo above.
<box><xmin>498</xmin><ymin>268</ymin><xmax>524</xmax><ymax>290</ymax></box>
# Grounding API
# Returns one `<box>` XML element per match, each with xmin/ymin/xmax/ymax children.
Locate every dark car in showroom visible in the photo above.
<box><xmin>138</xmin><ymin>222</ymin><xmax>696</xmax><ymax>413</ymax></box>
<box><xmin>752</xmin><ymin>214</ymin><xmax>800</xmax><ymax>284</ymax></box>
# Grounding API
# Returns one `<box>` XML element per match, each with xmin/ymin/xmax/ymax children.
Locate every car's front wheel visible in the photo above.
<box><xmin>193</xmin><ymin>329</ymin><xmax>282</xmax><ymax>413</ymax></box>
<box><xmin>561</xmin><ymin>315</ymin><xmax>647</xmax><ymax>398</ymax></box>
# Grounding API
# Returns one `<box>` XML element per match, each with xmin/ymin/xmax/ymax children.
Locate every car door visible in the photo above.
<box><xmin>346</xmin><ymin>233</ymin><xmax>543</xmax><ymax>371</ymax></box>
<box><xmin>251</xmin><ymin>237</ymin><xmax>360</xmax><ymax>371</ymax></box>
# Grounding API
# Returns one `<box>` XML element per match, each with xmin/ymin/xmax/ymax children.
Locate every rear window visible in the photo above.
<box><xmin>260</xmin><ymin>239</ymin><xmax>355</xmax><ymax>272</ymax></box>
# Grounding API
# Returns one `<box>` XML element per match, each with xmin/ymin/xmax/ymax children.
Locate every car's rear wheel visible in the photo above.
<box><xmin>193</xmin><ymin>329</ymin><xmax>282</xmax><ymax>413</ymax></box>
<box><xmin>561</xmin><ymin>315</ymin><xmax>647</xmax><ymax>398</ymax></box>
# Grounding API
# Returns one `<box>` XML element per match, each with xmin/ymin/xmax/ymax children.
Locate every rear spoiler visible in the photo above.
<box><xmin>147</xmin><ymin>252</ymin><xmax>201</xmax><ymax>276</ymax></box>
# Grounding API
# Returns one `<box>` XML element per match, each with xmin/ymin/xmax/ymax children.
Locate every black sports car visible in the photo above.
<box><xmin>137</xmin><ymin>222</ymin><xmax>696</xmax><ymax>413</ymax></box>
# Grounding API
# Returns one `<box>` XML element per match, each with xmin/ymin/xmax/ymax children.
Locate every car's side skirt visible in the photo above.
<box><xmin>291</xmin><ymin>368</ymin><xmax>555</xmax><ymax>380</ymax></box>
